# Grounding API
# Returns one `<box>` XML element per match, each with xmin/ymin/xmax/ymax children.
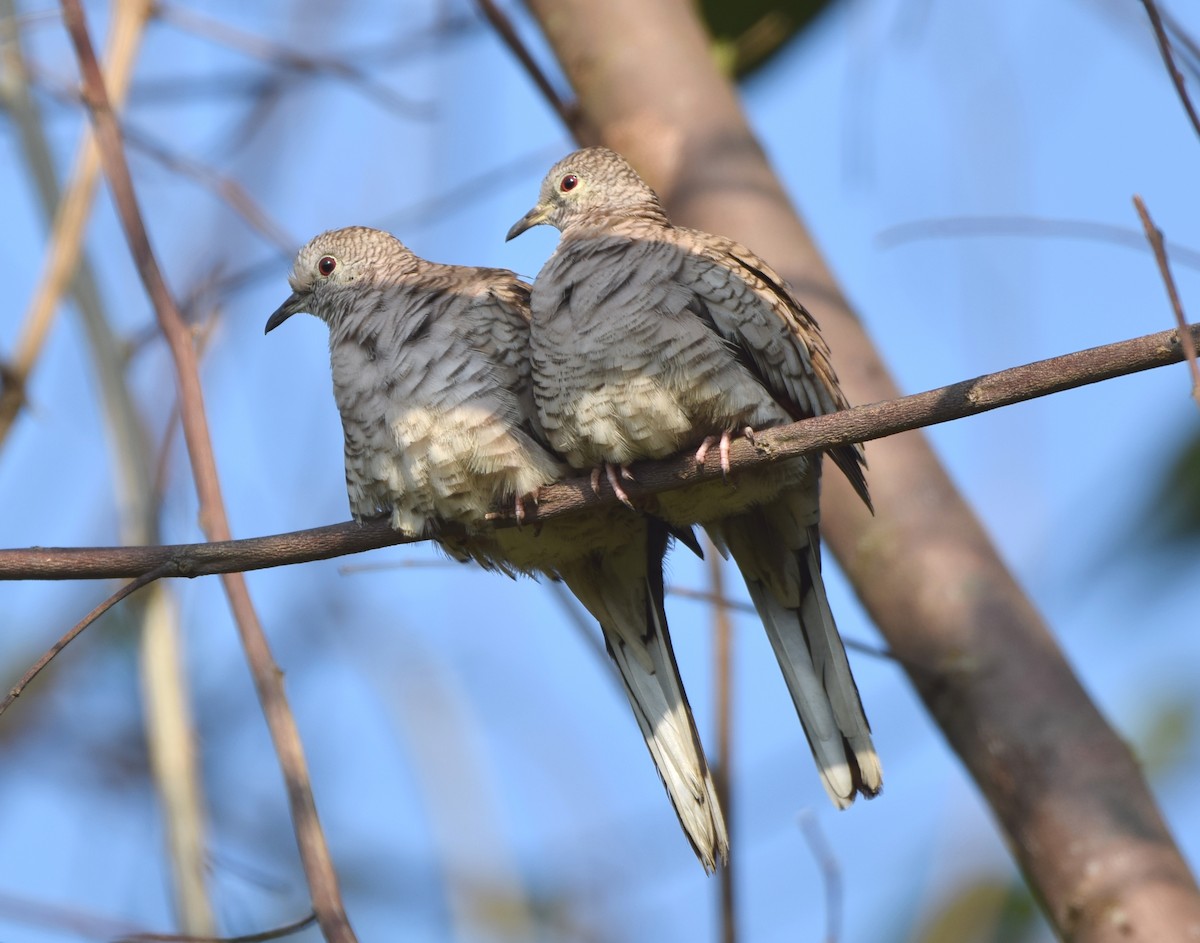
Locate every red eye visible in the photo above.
<box><xmin>318</xmin><ymin>256</ymin><xmax>337</xmax><ymax>277</ymax></box>
<box><xmin>559</xmin><ymin>174</ymin><xmax>578</xmax><ymax>192</ymax></box>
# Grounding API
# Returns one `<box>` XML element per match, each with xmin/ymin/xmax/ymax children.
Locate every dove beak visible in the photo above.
<box><xmin>506</xmin><ymin>204</ymin><xmax>549</xmax><ymax>241</ymax></box>
<box><xmin>265</xmin><ymin>292</ymin><xmax>305</xmax><ymax>334</ymax></box>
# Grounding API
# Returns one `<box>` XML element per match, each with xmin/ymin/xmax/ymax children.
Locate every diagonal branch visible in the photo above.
<box><xmin>2</xmin><ymin>320</ymin><xmax>1197</xmax><ymax>582</ymax></box>
<box><xmin>57</xmin><ymin>3</ymin><xmax>356</xmax><ymax>941</ymax></box>
<box><xmin>1141</xmin><ymin>0</ymin><xmax>1200</xmax><ymax>141</ymax></box>
<box><xmin>1133</xmin><ymin>196</ymin><xmax>1200</xmax><ymax>405</ymax></box>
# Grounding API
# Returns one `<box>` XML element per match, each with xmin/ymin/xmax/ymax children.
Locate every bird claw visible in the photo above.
<box><xmin>592</xmin><ymin>462</ymin><xmax>636</xmax><ymax>509</ymax></box>
<box><xmin>696</xmin><ymin>429</ymin><xmax>737</xmax><ymax>480</ymax></box>
<box><xmin>514</xmin><ymin>488</ymin><xmax>541</xmax><ymax>526</ymax></box>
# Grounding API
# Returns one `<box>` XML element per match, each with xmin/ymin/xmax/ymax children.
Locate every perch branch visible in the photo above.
<box><xmin>1</xmin><ymin>320</ymin><xmax>1197</xmax><ymax>582</ymax></box>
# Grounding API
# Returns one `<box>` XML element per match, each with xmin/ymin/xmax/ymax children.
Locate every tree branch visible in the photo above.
<box><xmin>57</xmin><ymin>3</ymin><xmax>356</xmax><ymax>940</ymax></box>
<box><xmin>1141</xmin><ymin>0</ymin><xmax>1200</xmax><ymax>142</ymax></box>
<box><xmin>2</xmin><ymin>321</ymin><xmax>1196</xmax><ymax>582</ymax></box>
<box><xmin>1133</xmin><ymin>196</ymin><xmax>1200</xmax><ymax>405</ymax></box>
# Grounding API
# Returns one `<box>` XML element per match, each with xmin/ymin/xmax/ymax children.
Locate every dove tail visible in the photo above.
<box><xmin>561</xmin><ymin>519</ymin><xmax>729</xmax><ymax>872</ymax></box>
<box><xmin>721</xmin><ymin>510</ymin><xmax>881</xmax><ymax>809</ymax></box>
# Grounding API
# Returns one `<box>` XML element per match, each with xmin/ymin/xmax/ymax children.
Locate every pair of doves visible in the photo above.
<box><xmin>265</xmin><ymin>146</ymin><xmax>880</xmax><ymax>872</ymax></box>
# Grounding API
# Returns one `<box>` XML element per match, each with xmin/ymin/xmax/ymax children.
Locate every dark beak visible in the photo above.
<box><xmin>265</xmin><ymin>292</ymin><xmax>305</xmax><ymax>334</ymax></box>
<box><xmin>506</xmin><ymin>204</ymin><xmax>548</xmax><ymax>242</ymax></box>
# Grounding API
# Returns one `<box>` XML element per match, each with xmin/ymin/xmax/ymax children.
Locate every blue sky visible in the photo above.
<box><xmin>2</xmin><ymin>1</ymin><xmax>1199</xmax><ymax>941</ymax></box>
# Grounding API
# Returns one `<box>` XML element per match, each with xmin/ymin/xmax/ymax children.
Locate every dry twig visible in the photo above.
<box><xmin>1</xmin><ymin>565</ymin><xmax>170</xmax><ymax>716</ymax></box>
<box><xmin>1141</xmin><ymin>0</ymin><xmax>1200</xmax><ymax>141</ymax></box>
<box><xmin>57</xmin><ymin>2</ymin><xmax>356</xmax><ymax>939</ymax></box>
<box><xmin>1133</xmin><ymin>196</ymin><xmax>1200</xmax><ymax>405</ymax></box>
<box><xmin>707</xmin><ymin>538</ymin><xmax>736</xmax><ymax>943</ymax></box>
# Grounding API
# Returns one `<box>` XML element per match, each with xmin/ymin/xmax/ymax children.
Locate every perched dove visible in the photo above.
<box><xmin>508</xmin><ymin>148</ymin><xmax>882</xmax><ymax>809</ymax></box>
<box><xmin>265</xmin><ymin>226</ymin><xmax>728</xmax><ymax>870</ymax></box>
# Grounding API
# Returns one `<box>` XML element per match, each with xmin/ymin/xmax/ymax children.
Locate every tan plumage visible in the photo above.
<box><xmin>266</xmin><ymin>226</ymin><xmax>728</xmax><ymax>870</ymax></box>
<box><xmin>510</xmin><ymin>149</ymin><xmax>882</xmax><ymax>808</ymax></box>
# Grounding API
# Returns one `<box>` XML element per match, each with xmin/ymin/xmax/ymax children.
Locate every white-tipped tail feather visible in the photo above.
<box><xmin>719</xmin><ymin>499</ymin><xmax>881</xmax><ymax>808</ymax></box>
<box><xmin>561</xmin><ymin>523</ymin><xmax>729</xmax><ymax>871</ymax></box>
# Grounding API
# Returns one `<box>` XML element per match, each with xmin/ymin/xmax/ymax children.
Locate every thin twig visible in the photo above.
<box><xmin>877</xmin><ymin>214</ymin><xmax>1200</xmax><ymax>272</ymax></box>
<box><xmin>1140</xmin><ymin>0</ymin><xmax>1200</xmax><ymax>141</ymax></box>
<box><xmin>796</xmin><ymin>811</ymin><xmax>842</xmax><ymax>943</ymax></box>
<box><xmin>57</xmin><ymin>3</ymin><xmax>357</xmax><ymax>940</ymax></box>
<box><xmin>114</xmin><ymin>911</ymin><xmax>317</xmax><ymax>943</ymax></box>
<box><xmin>707</xmin><ymin>539</ymin><xmax>736</xmax><ymax>943</ymax></box>
<box><xmin>4</xmin><ymin>320</ymin><xmax>1197</xmax><ymax>582</ymax></box>
<box><xmin>0</xmin><ymin>565</ymin><xmax>170</xmax><ymax>717</ymax></box>
<box><xmin>154</xmin><ymin>2</ymin><xmax>432</xmax><ymax>120</ymax></box>
<box><xmin>0</xmin><ymin>0</ymin><xmax>153</xmax><ymax>452</ymax></box>
<box><xmin>667</xmin><ymin>587</ymin><xmax>892</xmax><ymax>661</ymax></box>
<box><xmin>1133</xmin><ymin>197</ymin><xmax>1200</xmax><ymax>406</ymax></box>
<box><xmin>474</xmin><ymin>0</ymin><xmax>581</xmax><ymax>133</ymax></box>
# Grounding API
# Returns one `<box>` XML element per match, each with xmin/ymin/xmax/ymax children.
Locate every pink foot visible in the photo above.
<box><xmin>695</xmin><ymin>429</ymin><xmax>736</xmax><ymax>479</ymax></box>
<box><xmin>592</xmin><ymin>462</ymin><xmax>636</xmax><ymax>509</ymax></box>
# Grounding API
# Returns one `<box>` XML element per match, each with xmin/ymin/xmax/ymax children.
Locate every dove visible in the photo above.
<box><xmin>265</xmin><ymin>226</ymin><xmax>727</xmax><ymax>870</ymax></box>
<box><xmin>508</xmin><ymin>148</ymin><xmax>882</xmax><ymax>808</ymax></box>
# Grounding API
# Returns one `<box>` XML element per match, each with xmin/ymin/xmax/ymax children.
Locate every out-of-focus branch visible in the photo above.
<box><xmin>1</xmin><ymin>565</ymin><xmax>170</xmax><ymax>716</ymax></box>
<box><xmin>0</xmin><ymin>0</ymin><xmax>152</xmax><ymax>450</ymax></box>
<box><xmin>877</xmin><ymin>213</ymin><xmax>1200</xmax><ymax>272</ymax></box>
<box><xmin>114</xmin><ymin>910</ymin><xmax>317</xmax><ymax>943</ymax></box>
<box><xmin>1</xmin><ymin>2</ymin><xmax>212</xmax><ymax>933</ymax></box>
<box><xmin>1140</xmin><ymin>0</ymin><xmax>1200</xmax><ymax>141</ymax></box>
<box><xmin>707</xmin><ymin>539</ymin><xmax>736</xmax><ymax>943</ymax></box>
<box><xmin>1133</xmin><ymin>196</ymin><xmax>1200</xmax><ymax>405</ymax></box>
<box><xmin>473</xmin><ymin>0</ymin><xmax>579</xmax><ymax>133</ymax></box>
<box><xmin>511</xmin><ymin>1</ymin><xmax>1200</xmax><ymax>938</ymax></box>
<box><xmin>2</xmin><ymin>320</ymin><xmax>1198</xmax><ymax>583</ymax></box>
<box><xmin>57</xmin><ymin>3</ymin><xmax>357</xmax><ymax>941</ymax></box>
<box><xmin>154</xmin><ymin>1</ymin><xmax>431</xmax><ymax>120</ymax></box>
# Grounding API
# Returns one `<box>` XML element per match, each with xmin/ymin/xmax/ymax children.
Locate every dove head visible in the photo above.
<box><xmin>506</xmin><ymin>146</ymin><xmax>668</xmax><ymax>241</ymax></box>
<box><xmin>265</xmin><ymin>226</ymin><xmax>418</xmax><ymax>333</ymax></box>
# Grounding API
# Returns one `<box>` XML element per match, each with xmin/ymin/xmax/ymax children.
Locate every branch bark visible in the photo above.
<box><xmin>1</xmin><ymin>320</ymin><xmax>1196</xmax><ymax>582</ymax></box>
<box><xmin>516</xmin><ymin>1</ymin><xmax>1200</xmax><ymax>939</ymax></box>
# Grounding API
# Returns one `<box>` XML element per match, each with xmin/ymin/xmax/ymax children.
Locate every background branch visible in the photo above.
<box><xmin>58</xmin><ymin>3</ymin><xmax>356</xmax><ymax>940</ymax></box>
<box><xmin>1134</xmin><ymin>195</ymin><xmax>1200</xmax><ymax>405</ymax></box>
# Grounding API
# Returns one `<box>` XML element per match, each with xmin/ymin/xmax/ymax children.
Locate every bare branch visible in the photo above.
<box><xmin>473</xmin><ymin>0</ymin><xmax>580</xmax><ymax>133</ymax></box>
<box><xmin>877</xmin><ymin>213</ymin><xmax>1200</xmax><ymax>273</ymax></box>
<box><xmin>1133</xmin><ymin>196</ymin><xmax>1200</xmax><ymax>405</ymax></box>
<box><xmin>1140</xmin><ymin>0</ymin><xmax>1200</xmax><ymax>141</ymax></box>
<box><xmin>114</xmin><ymin>911</ymin><xmax>317</xmax><ymax>943</ymax></box>
<box><xmin>1</xmin><ymin>565</ymin><xmax>170</xmax><ymax>717</ymax></box>
<box><xmin>57</xmin><ymin>3</ymin><xmax>357</xmax><ymax>940</ymax></box>
<box><xmin>1</xmin><ymin>321</ymin><xmax>1197</xmax><ymax>582</ymax></box>
<box><xmin>154</xmin><ymin>2</ymin><xmax>432</xmax><ymax>120</ymax></box>
<box><xmin>708</xmin><ymin>539</ymin><xmax>736</xmax><ymax>943</ymax></box>
<box><xmin>796</xmin><ymin>811</ymin><xmax>842</xmax><ymax>943</ymax></box>
<box><xmin>0</xmin><ymin>0</ymin><xmax>153</xmax><ymax>452</ymax></box>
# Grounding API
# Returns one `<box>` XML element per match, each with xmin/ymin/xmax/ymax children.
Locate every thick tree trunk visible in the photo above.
<box><xmin>522</xmin><ymin>0</ymin><xmax>1200</xmax><ymax>938</ymax></box>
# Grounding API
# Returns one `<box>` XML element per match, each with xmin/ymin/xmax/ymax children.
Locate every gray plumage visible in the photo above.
<box><xmin>266</xmin><ymin>226</ymin><xmax>728</xmax><ymax>870</ymax></box>
<box><xmin>509</xmin><ymin>149</ymin><xmax>882</xmax><ymax>808</ymax></box>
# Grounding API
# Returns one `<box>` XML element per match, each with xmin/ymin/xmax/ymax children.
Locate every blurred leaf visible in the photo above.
<box><xmin>699</xmin><ymin>0</ymin><xmax>842</xmax><ymax>78</ymax></box>
<box><xmin>1143</xmin><ymin>429</ymin><xmax>1200</xmax><ymax>548</ymax></box>
<box><xmin>1131</xmin><ymin>695</ymin><xmax>1196</xmax><ymax>780</ymax></box>
<box><xmin>913</xmin><ymin>877</ymin><xmax>1041</xmax><ymax>943</ymax></box>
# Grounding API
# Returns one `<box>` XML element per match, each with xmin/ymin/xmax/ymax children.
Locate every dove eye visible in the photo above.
<box><xmin>559</xmin><ymin>174</ymin><xmax>579</xmax><ymax>192</ymax></box>
<box><xmin>318</xmin><ymin>256</ymin><xmax>337</xmax><ymax>277</ymax></box>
